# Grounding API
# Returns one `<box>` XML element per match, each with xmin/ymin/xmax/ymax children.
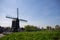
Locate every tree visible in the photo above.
<box><xmin>55</xmin><ymin>25</ymin><xmax>60</xmax><ymax>30</ymax></box>
<box><xmin>46</xmin><ymin>26</ymin><xmax>52</xmax><ymax>30</ymax></box>
<box><xmin>24</xmin><ymin>25</ymin><xmax>40</xmax><ymax>31</ymax></box>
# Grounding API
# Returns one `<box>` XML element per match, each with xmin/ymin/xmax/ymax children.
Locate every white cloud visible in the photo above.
<box><xmin>0</xmin><ymin>0</ymin><xmax>17</xmax><ymax>27</ymax></box>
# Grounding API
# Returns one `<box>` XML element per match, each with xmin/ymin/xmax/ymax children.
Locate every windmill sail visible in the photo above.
<box><xmin>6</xmin><ymin>16</ymin><xmax>16</xmax><ymax>19</ymax></box>
<box><xmin>17</xmin><ymin>8</ymin><xmax>19</xmax><ymax>19</ymax></box>
<box><xmin>19</xmin><ymin>19</ymin><xmax>27</xmax><ymax>22</ymax></box>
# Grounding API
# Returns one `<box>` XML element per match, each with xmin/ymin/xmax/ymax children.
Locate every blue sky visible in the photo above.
<box><xmin>0</xmin><ymin>0</ymin><xmax>60</xmax><ymax>28</ymax></box>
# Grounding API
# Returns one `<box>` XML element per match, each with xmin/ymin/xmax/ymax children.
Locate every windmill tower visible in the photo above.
<box><xmin>6</xmin><ymin>8</ymin><xmax>27</xmax><ymax>32</ymax></box>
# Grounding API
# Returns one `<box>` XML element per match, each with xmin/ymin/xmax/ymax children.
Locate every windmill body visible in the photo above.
<box><xmin>6</xmin><ymin>8</ymin><xmax>27</xmax><ymax>32</ymax></box>
<box><xmin>12</xmin><ymin>18</ymin><xmax>20</xmax><ymax>32</ymax></box>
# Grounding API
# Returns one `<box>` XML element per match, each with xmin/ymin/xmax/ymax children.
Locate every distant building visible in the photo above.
<box><xmin>0</xmin><ymin>26</ymin><xmax>4</xmax><ymax>33</ymax></box>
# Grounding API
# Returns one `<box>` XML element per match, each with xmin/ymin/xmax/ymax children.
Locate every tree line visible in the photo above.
<box><xmin>0</xmin><ymin>25</ymin><xmax>60</xmax><ymax>33</ymax></box>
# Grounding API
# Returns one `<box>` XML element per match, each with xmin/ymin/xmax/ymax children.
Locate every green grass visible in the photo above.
<box><xmin>0</xmin><ymin>30</ymin><xmax>60</xmax><ymax>40</ymax></box>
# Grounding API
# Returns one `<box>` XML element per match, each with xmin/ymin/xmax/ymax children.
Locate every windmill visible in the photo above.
<box><xmin>6</xmin><ymin>8</ymin><xmax>27</xmax><ymax>32</ymax></box>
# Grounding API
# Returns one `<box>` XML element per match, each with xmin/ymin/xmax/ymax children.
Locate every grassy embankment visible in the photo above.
<box><xmin>0</xmin><ymin>30</ymin><xmax>60</xmax><ymax>40</ymax></box>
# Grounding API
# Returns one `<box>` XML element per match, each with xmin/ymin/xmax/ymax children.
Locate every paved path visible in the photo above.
<box><xmin>0</xmin><ymin>34</ymin><xmax>5</xmax><ymax>38</ymax></box>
